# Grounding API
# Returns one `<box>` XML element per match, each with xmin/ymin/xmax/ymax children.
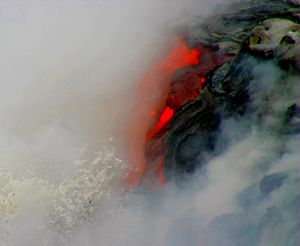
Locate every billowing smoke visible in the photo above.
<box><xmin>0</xmin><ymin>0</ymin><xmax>222</xmax><ymax>245</ymax></box>
<box><xmin>0</xmin><ymin>0</ymin><xmax>299</xmax><ymax>246</ymax></box>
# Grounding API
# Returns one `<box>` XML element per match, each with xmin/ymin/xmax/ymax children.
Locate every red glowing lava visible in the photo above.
<box><xmin>146</xmin><ymin>106</ymin><xmax>174</xmax><ymax>141</ymax></box>
<box><xmin>125</xmin><ymin>38</ymin><xmax>201</xmax><ymax>189</ymax></box>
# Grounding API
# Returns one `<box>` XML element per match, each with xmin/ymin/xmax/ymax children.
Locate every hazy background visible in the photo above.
<box><xmin>0</xmin><ymin>0</ymin><xmax>225</xmax><ymax>245</ymax></box>
<box><xmin>1</xmin><ymin>1</ymin><xmax>299</xmax><ymax>246</ymax></box>
<box><xmin>0</xmin><ymin>0</ymin><xmax>222</xmax><ymax>178</ymax></box>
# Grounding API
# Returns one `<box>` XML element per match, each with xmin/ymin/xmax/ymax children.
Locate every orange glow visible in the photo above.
<box><xmin>162</xmin><ymin>42</ymin><xmax>199</xmax><ymax>73</ymax></box>
<box><xmin>197</xmin><ymin>77</ymin><xmax>205</xmax><ymax>89</ymax></box>
<box><xmin>125</xmin><ymin>38</ymin><xmax>200</xmax><ymax>188</ymax></box>
<box><xmin>146</xmin><ymin>106</ymin><xmax>174</xmax><ymax>141</ymax></box>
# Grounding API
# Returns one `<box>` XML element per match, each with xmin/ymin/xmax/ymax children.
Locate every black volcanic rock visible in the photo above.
<box><xmin>163</xmin><ymin>0</ymin><xmax>300</xmax><ymax>181</ymax></box>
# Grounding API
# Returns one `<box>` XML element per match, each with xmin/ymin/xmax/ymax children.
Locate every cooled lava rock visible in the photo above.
<box><xmin>144</xmin><ymin>0</ymin><xmax>300</xmax><ymax>181</ymax></box>
<box><xmin>141</xmin><ymin>1</ymin><xmax>300</xmax><ymax>244</ymax></box>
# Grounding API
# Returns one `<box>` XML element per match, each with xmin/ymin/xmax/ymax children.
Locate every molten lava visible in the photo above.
<box><xmin>126</xmin><ymin>38</ymin><xmax>202</xmax><ymax>188</ymax></box>
<box><xmin>146</xmin><ymin>106</ymin><xmax>174</xmax><ymax>141</ymax></box>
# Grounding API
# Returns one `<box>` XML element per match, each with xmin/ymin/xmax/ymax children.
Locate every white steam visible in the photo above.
<box><xmin>1</xmin><ymin>1</ymin><xmax>298</xmax><ymax>246</ymax></box>
<box><xmin>0</xmin><ymin>0</ymin><xmax>224</xmax><ymax>245</ymax></box>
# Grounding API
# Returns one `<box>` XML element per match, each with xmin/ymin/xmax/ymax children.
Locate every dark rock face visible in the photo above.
<box><xmin>165</xmin><ymin>90</ymin><xmax>219</xmax><ymax>180</ymax></box>
<box><xmin>162</xmin><ymin>0</ymin><xmax>300</xmax><ymax>181</ymax></box>
<box><xmin>153</xmin><ymin>1</ymin><xmax>300</xmax><ymax>245</ymax></box>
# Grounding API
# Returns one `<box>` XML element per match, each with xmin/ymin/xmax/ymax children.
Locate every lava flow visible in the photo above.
<box><xmin>146</xmin><ymin>106</ymin><xmax>174</xmax><ymax>141</ymax></box>
<box><xmin>125</xmin><ymin>38</ymin><xmax>201</xmax><ymax>188</ymax></box>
